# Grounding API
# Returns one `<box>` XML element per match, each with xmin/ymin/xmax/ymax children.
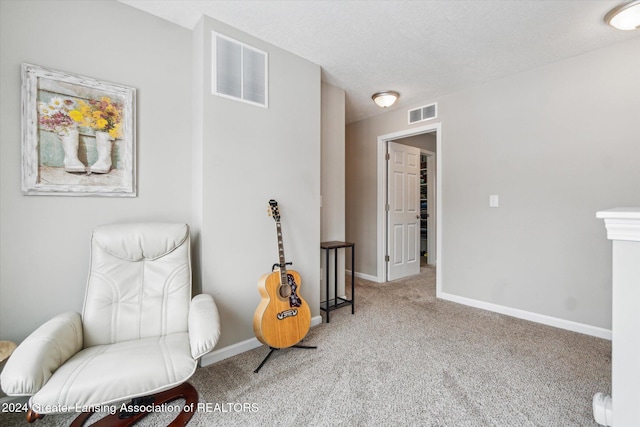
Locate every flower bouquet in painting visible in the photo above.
<box><xmin>37</xmin><ymin>97</ymin><xmax>86</xmax><ymax>173</ymax></box>
<box><xmin>69</xmin><ymin>97</ymin><xmax>123</xmax><ymax>174</ymax></box>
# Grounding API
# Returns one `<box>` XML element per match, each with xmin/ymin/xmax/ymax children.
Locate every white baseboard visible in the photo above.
<box><xmin>352</xmin><ymin>271</ymin><xmax>381</xmax><ymax>283</ymax></box>
<box><xmin>200</xmin><ymin>315</ymin><xmax>323</xmax><ymax>367</ymax></box>
<box><xmin>200</xmin><ymin>336</ymin><xmax>262</xmax><ymax>367</ymax></box>
<box><xmin>438</xmin><ymin>292</ymin><xmax>612</xmax><ymax>340</ymax></box>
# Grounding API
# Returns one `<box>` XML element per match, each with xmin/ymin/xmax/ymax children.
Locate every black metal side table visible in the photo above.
<box><xmin>320</xmin><ymin>241</ymin><xmax>355</xmax><ymax>323</ymax></box>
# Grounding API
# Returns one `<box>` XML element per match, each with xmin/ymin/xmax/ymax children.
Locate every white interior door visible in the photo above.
<box><xmin>387</xmin><ymin>141</ymin><xmax>421</xmax><ymax>280</ymax></box>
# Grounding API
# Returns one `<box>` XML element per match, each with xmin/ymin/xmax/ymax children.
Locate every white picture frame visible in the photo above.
<box><xmin>21</xmin><ymin>63</ymin><xmax>136</xmax><ymax>196</ymax></box>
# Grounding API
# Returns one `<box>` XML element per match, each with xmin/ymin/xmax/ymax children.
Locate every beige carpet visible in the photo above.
<box><xmin>1</xmin><ymin>265</ymin><xmax>611</xmax><ymax>426</ymax></box>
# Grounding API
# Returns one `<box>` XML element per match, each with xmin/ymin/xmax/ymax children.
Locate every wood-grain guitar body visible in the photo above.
<box><xmin>253</xmin><ymin>268</ymin><xmax>310</xmax><ymax>349</ymax></box>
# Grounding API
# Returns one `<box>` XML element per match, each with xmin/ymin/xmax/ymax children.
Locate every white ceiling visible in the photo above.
<box><xmin>119</xmin><ymin>0</ymin><xmax>640</xmax><ymax>124</ymax></box>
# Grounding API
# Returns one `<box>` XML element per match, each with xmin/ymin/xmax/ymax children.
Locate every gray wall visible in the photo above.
<box><xmin>394</xmin><ymin>133</ymin><xmax>437</xmax><ymax>153</ymax></box>
<box><xmin>0</xmin><ymin>1</ymin><xmax>324</xmax><ymax>357</ymax></box>
<box><xmin>321</xmin><ymin>82</ymin><xmax>346</xmax><ymax>301</ymax></box>
<box><xmin>192</xmin><ymin>16</ymin><xmax>321</xmax><ymax>350</ymax></box>
<box><xmin>346</xmin><ymin>36</ymin><xmax>640</xmax><ymax>332</ymax></box>
<box><xmin>321</xmin><ymin>83</ymin><xmax>346</xmax><ymax>243</ymax></box>
<box><xmin>0</xmin><ymin>0</ymin><xmax>193</xmax><ymax>342</ymax></box>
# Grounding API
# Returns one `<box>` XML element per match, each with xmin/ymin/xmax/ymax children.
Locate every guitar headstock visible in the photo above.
<box><xmin>268</xmin><ymin>199</ymin><xmax>281</xmax><ymax>222</ymax></box>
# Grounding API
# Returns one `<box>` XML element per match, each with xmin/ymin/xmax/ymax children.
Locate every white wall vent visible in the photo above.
<box><xmin>212</xmin><ymin>32</ymin><xmax>268</xmax><ymax>108</ymax></box>
<box><xmin>408</xmin><ymin>103</ymin><xmax>437</xmax><ymax>124</ymax></box>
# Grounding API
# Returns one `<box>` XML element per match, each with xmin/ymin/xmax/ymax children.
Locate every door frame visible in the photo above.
<box><xmin>376</xmin><ymin>123</ymin><xmax>442</xmax><ymax>295</ymax></box>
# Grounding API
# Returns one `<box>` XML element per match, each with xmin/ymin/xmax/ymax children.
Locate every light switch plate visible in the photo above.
<box><xmin>489</xmin><ymin>195</ymin><xmax>499</xmax><ymax>208</ymax></box>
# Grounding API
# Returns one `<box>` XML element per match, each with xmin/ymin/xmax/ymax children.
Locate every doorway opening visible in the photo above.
<box><xmin>420</xmin><ymin>150</ymin><xmax>436</xmax><ymax>267</ymax></box>
<box><xmin>376</xmin><ymin>123</ymin><xmax>442</xmax><ymax>296</ymax></box>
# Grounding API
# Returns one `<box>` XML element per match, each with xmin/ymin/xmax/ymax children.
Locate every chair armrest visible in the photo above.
<box><xmin>188</xmin><ymin>294</ymin><xmax>221</xmax><ymax>359</ymax></box>
<box><xmin>0</xmin><ymin>312</ymin><xmax>83</xmax><ymax>396</ymax></box>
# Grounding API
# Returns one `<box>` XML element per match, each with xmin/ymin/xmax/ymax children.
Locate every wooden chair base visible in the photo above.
<box><xmin>27</xmin><ymin>382</ymin><xmax>198</xmax><ymax>427</ymax></box>
<box><xmin>26</xmin><ymin>409</ymin><xmax>44</xmax><ymax>423</ymax></box>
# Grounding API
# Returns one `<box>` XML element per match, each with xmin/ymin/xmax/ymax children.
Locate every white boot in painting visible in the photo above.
<box><xmin>60</xmin><ymin>129</ymin><xmax>86</xmax><ymax>173</ymax></box>
<box><xmin>91</xmin><ymin>131</ymin><xmax>113</xmax><ymax>174</ymax></box>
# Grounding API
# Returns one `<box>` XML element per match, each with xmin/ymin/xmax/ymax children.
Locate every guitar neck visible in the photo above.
<box><xmin>275</xmin><ymin>220</ymin><xmax>287</xmax><ymax>284</ymax></box>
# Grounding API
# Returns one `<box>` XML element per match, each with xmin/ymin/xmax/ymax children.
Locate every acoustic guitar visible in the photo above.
<box><xmin>253</xmin><ymin>200</ymin><xmax>311</xmax><ymax>349</ymax></box>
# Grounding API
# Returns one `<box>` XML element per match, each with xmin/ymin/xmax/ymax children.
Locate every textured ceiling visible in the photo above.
<box><xmin>119</xmin><ymin>0</ymin><xmax>640</xmax><ymax>124</ymax></box>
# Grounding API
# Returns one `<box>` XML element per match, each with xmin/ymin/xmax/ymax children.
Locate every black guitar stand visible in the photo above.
<box><xmin>254</xmin><ymin>343</ymin><xmax>317</xmax><ymax>373</ymax></box>
<box><xmin>272</xmin><ymin>261</ymin><xmax>292</xmax><ymax>271</ymax></box>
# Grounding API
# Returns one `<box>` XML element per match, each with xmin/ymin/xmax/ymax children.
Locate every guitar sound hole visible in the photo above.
<box><xmin>279</xmin><ymin>285</ymin><xmax>291</xmax><ymax>298</ymax></box>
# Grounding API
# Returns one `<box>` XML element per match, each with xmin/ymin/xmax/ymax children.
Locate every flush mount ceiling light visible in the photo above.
<box><xmin>372</xmin><ymin>91</ymin><xmax>399</xmax><ymax>108</ymax></box>
<box><xmin>605</xmin><ymin>0</ymin><xmax>640</xmax><ymax>30</ymax></box>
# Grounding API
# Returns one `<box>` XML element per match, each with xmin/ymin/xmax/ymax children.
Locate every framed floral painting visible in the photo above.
<box><xmin>21</xmin><ymin>63</ymin><xmax>136</xmax><ymax>196</ymax></box>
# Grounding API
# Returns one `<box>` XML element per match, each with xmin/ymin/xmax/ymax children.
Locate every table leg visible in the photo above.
<box><xmin>334</xmin><ymin>248</ymin><xmax>338</xmax><ymax>319</ymax></box>
<box><xmin>351</xmin><ymin>245</ymin><xmax>355</xmax><ymax>314</ymax></box>
<box><xmin>325</xmin><ymin>247</ymin><xmax>330</xmax><ymax>323</ymax></box>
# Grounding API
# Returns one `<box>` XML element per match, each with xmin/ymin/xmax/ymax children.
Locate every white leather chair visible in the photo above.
<box><xmin>1</xmin><ymin>223</ymin><xmax>220</xmax><ymax>426</ymax></box>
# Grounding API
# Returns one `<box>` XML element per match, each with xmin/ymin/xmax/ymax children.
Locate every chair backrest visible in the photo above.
<box><xmin>82</xmin><ymin>223</ymin><xmax>192</xmax><ymax>347</ymax></box>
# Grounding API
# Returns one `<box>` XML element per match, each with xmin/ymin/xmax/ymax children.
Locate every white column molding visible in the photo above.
<box><xmin>598</xmin><ymin>207</ymin><xmax>640</xmax><ymax>242</ymax></box>
<box><xmin>593</xmin><ymin>207</ymin><xmax>640</xmax><ymax>427</ymax></box>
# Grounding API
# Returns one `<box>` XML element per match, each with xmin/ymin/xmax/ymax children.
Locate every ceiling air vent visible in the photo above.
<box><xmin>212</xmin><ymin>32</ymin><xmax>268</xmax><ymax>108</ymax></box>
<box><xmin>408</xmin><ymin>103</ymin><xmax>437</xmax><ymax>124</ymax></box>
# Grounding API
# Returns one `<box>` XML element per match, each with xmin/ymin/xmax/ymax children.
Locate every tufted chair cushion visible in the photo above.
<box><xmin>82</xmin><ymin>223</ymin><xmax>191</xmax><ymax>347</ymax></box>
<box><xmin>29</xmin><ymin>333</ymin><xmax>196</xmax><ymax>412</ymax></box>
